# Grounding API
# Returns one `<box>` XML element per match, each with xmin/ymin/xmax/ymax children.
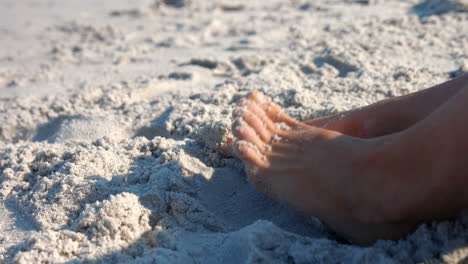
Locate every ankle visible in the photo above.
<box><xmin>360</xmin><ymin>98</ymin><xmax>409</xmax><ymax>137</ymax></box>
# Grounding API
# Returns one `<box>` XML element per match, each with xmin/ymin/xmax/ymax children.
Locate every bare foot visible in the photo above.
<box><xmin>220</xmin><ymin>90</ymin><xmax>418</xmax><ymax>156</ymax></box>
<box><xmin>221</xmin><ymin>75</ymin><xmax>468</xmax><ymax>154</ymax></box>
<box><xmin>237</xmin><ymin>90</ymin><xmax>416</xmax><ymax>139</ymax></box>
<box><xmin>231</xmin><ymin>91</ymin><xmax>416</xmax><ymax>246</ymax></box>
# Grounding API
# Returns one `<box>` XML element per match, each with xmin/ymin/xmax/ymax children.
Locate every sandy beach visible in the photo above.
<box><xmin>1</xmin><ymin>0</ymin><xmax>468</xmax><ymax>263</ymax></box>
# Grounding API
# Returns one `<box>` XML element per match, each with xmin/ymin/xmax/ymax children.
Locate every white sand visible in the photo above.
<box><xmin>1</xmin><ymin>0</ymin><xmax>468</xmax><ymax>263</ymax></box>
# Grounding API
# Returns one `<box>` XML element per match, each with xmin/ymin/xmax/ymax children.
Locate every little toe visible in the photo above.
<box><xmin>217</xmin><ymin>137</ymin><xmax>235</xmax><ymax>156</ymax></box>
<box><xmin>232</xmin><ymin>140</ymin><xmax>270</xmax><ymax>168</ymax></box>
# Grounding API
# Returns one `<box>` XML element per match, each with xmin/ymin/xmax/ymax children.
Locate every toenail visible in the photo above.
<box><xmin>233</xmin><ymin>140</ymin><xmax>251</xmax><ymax>154</ymax></box>
<box><xmin>233</xmin><ymin>106</ymin><xmax>247</xmax><ymax>118</ymax></box>
<box><xmin>266</xmin><ymin>104</ymin><xmax>280</xmax><ymax>122</ymax></box>
<box><xmin>232</xmin><ymin>119</ymin><xmax>256</xmax><ymax>135</ymax></box>
<box><xmin>232</xmin><ymin>119</ymin><xmax>245</xmax><ymax>133</ymax></box>
<box><xmin>250</xmin><ymin>91</ymin><xmax>264</xmax><ymax>101</ymax></box>
<box><xmin>236</xmin><ymin>98</ymin><xmax>249</xmax><ymax>107</ymax></box>
<box><xmin>273</xmin><ymin>111</ymin><xmax>281</xmax><ymax>122</ymax></box>
<box><xmin>248</xmin><ymin>90</ymin><xmax>260</xmax><ymax>98</ymax></box>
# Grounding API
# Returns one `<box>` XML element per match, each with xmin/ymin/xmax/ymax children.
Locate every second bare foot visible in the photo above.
<box><xmin>231</xmin><ymin>91</ymin><xmax>417</xmax><ymax>245</ymax></box>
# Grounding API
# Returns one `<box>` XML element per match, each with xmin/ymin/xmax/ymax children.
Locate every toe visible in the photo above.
<box><xmin>232</xmin><ymin>119</ymin><xmax>268</xmax><ymax>152</ymax></box>
<box><xmin>233</xmin><ymin>99</ymin><xmax>275</xmax><ymax>141</ymax></box>
<box><xmin>241</xmin><ymin>111</ymin><xmax>272</xmax><ymax>142</ymax></box>
<box><xmin>232</xmin><ymin>140</ymin><xmax>270</xmax><ymax>168</ymax></box>
<box><xmin>217</xmin><ymin>137</ymin><xmax>235</xmax><ymax>156</ymax></box>
<box><xmin>232</xmin><ymin>98</ymin><xmax>249</xmax><ymax>119</ymax></box>
<box><xmin>247</xmin><ymin>90</ymin><xmax>269</xmax><ymax>104</ymax></box>
<box><xmin>245</xmin><ymin>102</ymin><xmax>279</xmax><ymax>133</ymax></box>
<box><xmin>239</xmin><ymin>101</ymin><xmax>293</xmax><ymax>138</ymax></box>
<box><xmin>248</xmin><ymin>91</ymin><xmax>304</xmax><ymax>127</ymax></box>
<box><xmin>264</xmin><ymin>102</ymin><xmax>303</xmax><ymax>127</ymax></box>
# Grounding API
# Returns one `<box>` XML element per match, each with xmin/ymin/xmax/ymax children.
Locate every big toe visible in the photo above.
<box><xmin>247</xmin><ymin>91</ymin><xmax>303</xmax><ymax>127</ymax></box>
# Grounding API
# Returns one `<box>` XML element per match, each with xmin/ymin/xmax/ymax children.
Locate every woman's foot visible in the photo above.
<box><xmin>221</xmin><ymin>75</ymin><xmax>468</xmax><ymax>155</ymax></box>
<box><xmin>231</xmin><ymin>91</ymin><xmax>418</xmax><ymax>245</ymax></box>
<box><xmin>228</xmin><ymin>75</ymin><xmax>468</xmax><ymax>245</ymax></box>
